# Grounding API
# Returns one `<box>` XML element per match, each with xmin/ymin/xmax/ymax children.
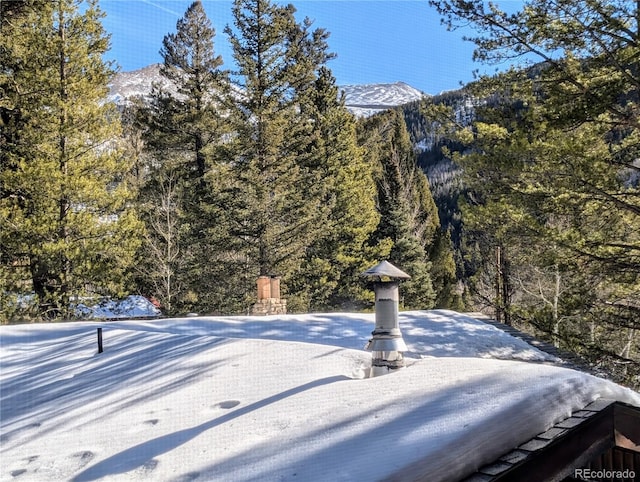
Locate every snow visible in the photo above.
<box><xmin>75</xmin><ymin>296</ymin><xmax>161</xmax><ymax>320</ymax></box>
<box><xmin>340</xmin><ymin>81</ymin><xmax>425</xmax><ymax>106</ymax></box>
<box><xmin>2</xmin><ymin>310</ymin><xmax>639</xmax><ymax>481</ymax></box>
<box><xmin>340</xmin><ymin>82</ymin><xmax>426</xmax><ymax>117</ymax></box>
<box><xmin>107</xmin><ymin>64</ymin><xmax>175</xmax><ymax>106</ymax></box>
<box><xmin>12</xmin><ymin>295</ymin><xmax>161</xmax><ymax>320</ymax></box>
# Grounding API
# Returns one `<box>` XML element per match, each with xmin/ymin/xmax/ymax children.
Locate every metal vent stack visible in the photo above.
<box><xmin>361</xmin><ymin>261</ymin><xmax>411</xmax><ymax>377</ymax></box>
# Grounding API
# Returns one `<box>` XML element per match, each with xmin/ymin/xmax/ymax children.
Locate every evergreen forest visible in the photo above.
<box><xmin>0</xmin><ymin>0</ymin><xmax>456</xmax><ymax>319</ymax></box>
<box><xmin>1</xmin><ymin>0</ymin><xmax>639</xmax><ymax>387</ymax></box>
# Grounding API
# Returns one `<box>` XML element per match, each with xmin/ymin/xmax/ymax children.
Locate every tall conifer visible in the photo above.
<box><xmin>0</xmin><ymin>0</ymin><xmax>141</xmax><ymax>319</ymax></box>
<box><xmin>153</xmin><ymin>0</ymin><xmax>227</xmax><ymax>181</ymax></box>
<box><xmin>294</xmin><ymin>67</ymin><xmax>383</xmax><ymax>310</ymax></box>
<box><xmin>135</xmin><ymin>1</ymin><xmax>229</xmax><ymax>314</ymax></box>
<box><xmin>364</xmin><ymin>109</ymin><xmax>447</xmax><ymax>309</ymax></box>
<box><xmin>431</xmin><ymin>0</ymin><xmax>640</xmax><ymax>382</ymax></box>
<box><xmin>221</xmin><ymin>0</ymin><xmax>335</xmax><ymax>310</ymax></box>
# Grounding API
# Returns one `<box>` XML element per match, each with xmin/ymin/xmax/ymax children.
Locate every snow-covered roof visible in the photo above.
<box><xmin>1</xmin><ymin>310</ymin><xmax>638</xmax><ymax>481</ymax></box>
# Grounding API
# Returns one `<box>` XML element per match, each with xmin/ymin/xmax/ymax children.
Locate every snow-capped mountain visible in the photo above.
<box><xmin>339</xmin><ymin>82</ymin><xmax>426</xmax><ymax>117</ymax></box>
<box><xmin>107</xmin><ymin>64</ymin><xmax>175</xmax><ymax>105</ymax></box>
<box><xmin>107</xmin><ymin>64</ymin><xmax>426</xmax><ymax>116</ymax></box>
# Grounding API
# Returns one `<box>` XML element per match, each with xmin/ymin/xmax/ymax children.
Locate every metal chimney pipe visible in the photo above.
<box><xmin>360</xmin><ymin>261</ymin><xmax>411</xmax><ymax>377</ymax></box>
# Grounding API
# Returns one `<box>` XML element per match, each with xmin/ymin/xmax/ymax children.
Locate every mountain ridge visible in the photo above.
<box><xmin>108</xmin><ymin>64</ymin><xmax>427</xmax><ymax>117</ymax></box>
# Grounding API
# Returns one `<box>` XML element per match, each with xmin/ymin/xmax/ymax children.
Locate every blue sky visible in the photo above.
<box><xmin>100</xmin><ymin>0</ymin><xmax>523</xmax><ymax>95</ymax></box>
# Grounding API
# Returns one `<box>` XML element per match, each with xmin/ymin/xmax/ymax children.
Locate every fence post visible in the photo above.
<box><xmin>97</xmin><ymin>327</ymin><xmax>103</xmax><ymax>353</ymax></box>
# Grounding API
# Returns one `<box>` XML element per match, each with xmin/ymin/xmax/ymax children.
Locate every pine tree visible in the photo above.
<box><xmin>0</xmin><ymin>0</ymin><xmax>45</xmax><ymax>321</ymax></box>
<box><xmin>154</xmin><ymin>0</ymin><xmax>227</xmax><ymax>182</ymax></box>
<box><xmin>292</xmin><ymin>67</ymin><xmax>383</xmax><ymax>310</ymax></box>
<box><xmin>221</xmin><ymin>0</ymin><xmax>337</xmax><ymax>310</ymax></box>
<box><xmin>135</xmin><ymin>0</ymin><xmax>229</xmax><ymax>314</ymax></box>
<box><xmin>0</xmin><ymin>0</ymin><xmax>141</xmax><ymax>319</ymax></box>
<box><xmin>363</xmin><ymin>109</ymin><xmax>447</xmax><ymax>309</ymax></box>
<box><xmin>431</xmin><ymin>0</ymin><xmax>640</xmax><ymax>384</ymax></box>
<box><xmin>429</xmin><ymin>228</ymin><xmax>461</xmax><ymax>308</ymax></box>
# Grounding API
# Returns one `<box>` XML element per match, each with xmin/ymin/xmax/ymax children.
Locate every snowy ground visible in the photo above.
<box><xmin>2</xmin><ymin>310</ymin><xmax>639</xmax><ymax>481</ymax></box>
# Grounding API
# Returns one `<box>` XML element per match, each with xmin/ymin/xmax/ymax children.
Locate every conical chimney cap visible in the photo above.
<box><xmin>360</xmin><ymin>260</ymin><xmax>411</xmax><ymax>280</ymax></box>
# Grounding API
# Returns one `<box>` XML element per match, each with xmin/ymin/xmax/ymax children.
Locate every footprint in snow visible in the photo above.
<box><xmin>214</xmin><ymin>400</ymin><xmax>240</xmax><ymax>410</ymax></box>
<box><xmin>127</xmin><ymin>418</ymin><xmax>160</xmax><ymax>434</ymax></box>
<box><xmin>73</xmin><ymin>451</ymin><xmax>95</xmax><ymax>468</ymax></box>
<box><xmin>175</xmin><ymin>471</ymin><xmax>201</xmax><ymax>481</ymax></box>
<box><xmin>137</xmin><ymin>458</ymin><xmax>158</xmax><ymax>475</ymax></box>
<box><xmin>8</xmin><ymin>455</ymin><xmax>41</xmax><ymax>478</ymax></box>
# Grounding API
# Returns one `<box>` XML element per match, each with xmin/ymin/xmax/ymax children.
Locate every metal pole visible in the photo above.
<box><xmin>97</xmin><ymin>327</ymin><xmax>103</xmax><ymax>353</ymax></box>
<box><xmin>496</xmin><ymin>246</ymin><xmax>502</xmax><ymax>323</ymax></box>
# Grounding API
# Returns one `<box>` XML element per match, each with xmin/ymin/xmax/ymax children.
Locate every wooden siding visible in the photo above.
<box><xmin>465</xmin><ymin>401</ymin><xmax>640</xmax><ymax>482</ymax></box>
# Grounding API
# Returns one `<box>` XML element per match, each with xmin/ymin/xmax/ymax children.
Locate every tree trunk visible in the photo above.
<box><xmin>57</xmin><ymin>5</ymin><xmax>70</xmax><ymax>316</ymax></box>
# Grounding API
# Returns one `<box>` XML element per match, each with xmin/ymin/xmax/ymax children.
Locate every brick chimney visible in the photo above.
<box><xmin>250</xmin><ymin>275</ymin><xmax>286</xmax><ymax>316</ymax></box>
